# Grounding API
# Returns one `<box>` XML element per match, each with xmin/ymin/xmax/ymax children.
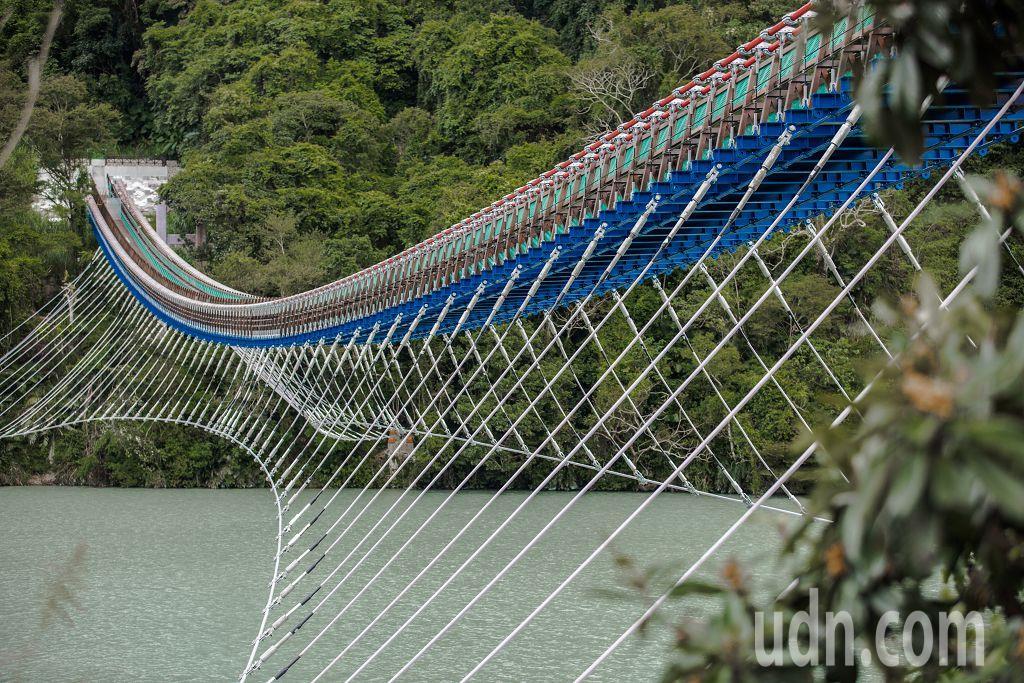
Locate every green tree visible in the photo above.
<box><xmin>414</xmin><ymin>13</ymin><xmax>574</xmax><ymax>161</ymax></box>
<box><xmin>25</xmin><ymin>74</ymin><xmax>118</xmax><ymax>230</ymax></box>
<box><xmin>626</xmin><ymin>3</ymin><xmax>1024</xmax><ymax>680</ymax></box>
<box><xmin>567</xmin><ymin>2</ymin><xmax>793</xmax><ymax>133</ymax></box>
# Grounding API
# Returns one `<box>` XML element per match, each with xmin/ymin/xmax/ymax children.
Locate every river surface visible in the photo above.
<box><xmin>0</xmin><ymin>487</ymin><xmax>798</xmax><ymax>682</ymax></box>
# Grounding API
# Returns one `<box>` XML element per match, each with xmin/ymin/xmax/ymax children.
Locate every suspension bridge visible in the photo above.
<box><xmin>2</xmin><ymin>2</ymin><xmax>1023</xmax><ymax>679</ymax></box>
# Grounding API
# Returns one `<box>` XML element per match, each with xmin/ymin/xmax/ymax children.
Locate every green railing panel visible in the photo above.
<box><xmin>805</xmin><ymin>33</ymin><xmax>822</xmax><ymax>65</ymax></box>
<box><xmin>693</xmin><ymin>101</ymin><xmax>708</xmax><ymax>128</ymax></box>
<box><xmin>655</xmin><ymin>127</ymin><xmax>669</xmax><ymax>152</ymax></box>
<box><xmin>732</xmin><ymin>74</ymin><xmax>750</xmax><ymax>106</ymax></box>
<box><xmin>711</xmin><ymin>89</ymin><xmax>728</xmax><ymax>122</ymax></box>
<box><xmin>831</xmin><ymin>16</ymin><xmax>848</xmax><ymax>50</ymax></box>
<box><xmin>120</xmin><ymin>207</ymin><xmax>239</xmax><ymax>299</ymax></box>
<box><xmin>757</xmin><ymin>62</ymin><xmax>773</xmax><ymax>92</ymax></box>
<box><xmin>118</xmin><ymin>208</ymin><xmax>197</xmax><ymax>294</ymax></box>
<box><xmin>780</xmin><ymin>48</ymin><xmax>795</xmax><ymax>78</ymax></box>
<box><xmin>640</xmin><ymin>136</ymin><xmax>652</xmax><ymax>158</ymax></box>
<box><xmin>857</xmin><ymin>6</ymin><xmax>874</xmax><ymax>32</ymax></box>
<box><xmin>672</xmin><ymin>115</ymin><xmax>688</xmax><ymax>141</ymax></box>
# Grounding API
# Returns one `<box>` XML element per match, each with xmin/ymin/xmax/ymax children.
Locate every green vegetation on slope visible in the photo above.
<box><xmin>0</xmin><ymin>0</ymin><xmax>1021</xmax><ymax>492</ymax></box>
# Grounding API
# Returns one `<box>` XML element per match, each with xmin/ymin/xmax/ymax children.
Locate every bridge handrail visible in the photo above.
<box><xmin>96</xmin><ymin>1</ymin><xmax>883</xmax><ymax>340</ymax></box>
<box><xmin>108</xmin><ymin>177</ymin><xmax>256</xmax><ymax>300</ymax></box>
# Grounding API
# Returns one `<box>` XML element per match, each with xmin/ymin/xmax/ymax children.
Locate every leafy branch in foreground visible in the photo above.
<box><xmin>624</xmin><ymin>171</ymin><xmax>1024</xmax><ymax>680</ymax></box>
<box><xmin>620</xmin><ymin>3</ymin><xmax>1024</xmax><ymax>678</ymax></box>
<box><xmin>816</xmin><ymin>0</ymin><xmax>1024</xmax><ymax>164</ymax></box>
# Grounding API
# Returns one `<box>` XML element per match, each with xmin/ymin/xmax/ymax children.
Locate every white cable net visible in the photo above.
<box><xmin>1</xmin><ymin>85</ymin><xmax>1022</xmax><ymax>681</ymax></box>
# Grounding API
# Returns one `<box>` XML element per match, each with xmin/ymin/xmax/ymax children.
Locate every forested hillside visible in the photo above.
<box><xmin>0</xmin><ymin>0</ymin><xmax>1021</xmax><ymax>489</ymax></box>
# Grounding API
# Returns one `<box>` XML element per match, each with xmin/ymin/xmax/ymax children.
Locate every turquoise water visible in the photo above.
<box><xmin>0</xmin><ymin>487</ymin><xmax>795</xmax><ymax>681</ymax></box>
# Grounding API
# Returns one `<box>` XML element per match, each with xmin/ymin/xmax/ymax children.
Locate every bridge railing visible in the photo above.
<box><xmin>107</xmin><ymin>177</ymin><xmax>255</xmax><ymax>301</ymax></box>
<box><xmin>91</xmin><ymin>1</ymin><xmax>890</xmax><ymax>342</ymax></box>
<box><xmin>331</xmin><ymin>2</ymin><xmax>879</xmax><ymax>316</ymax></box>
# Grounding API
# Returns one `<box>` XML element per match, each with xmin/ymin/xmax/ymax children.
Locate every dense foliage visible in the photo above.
<box><xmin>629</xmin><ymin>171</ymin><xmax>1024</xmax><ymax>683</ymax></box>
<box><xmin>0</xmin><ymin>0</ymin><xmax>1021</xmax><ymax>497</ymax></box>
<box><xmin>0</xmin><ymin>0</ymin><xmax>796</xmax><ymax>486</ymax></box>
<box><xmin>138</xmin><ymin>0</ymin><xmax>791</xmax><ymax>295</ymax></box>
<box><xmin>3</xmin><ymin>1</ymin><xmax>1022</xmax><ymax>679</ymax></box>
<box><xmin>604</xmin><ymin>3</ymin><xmax>1024</xmax><ymax>680</ymax></box>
